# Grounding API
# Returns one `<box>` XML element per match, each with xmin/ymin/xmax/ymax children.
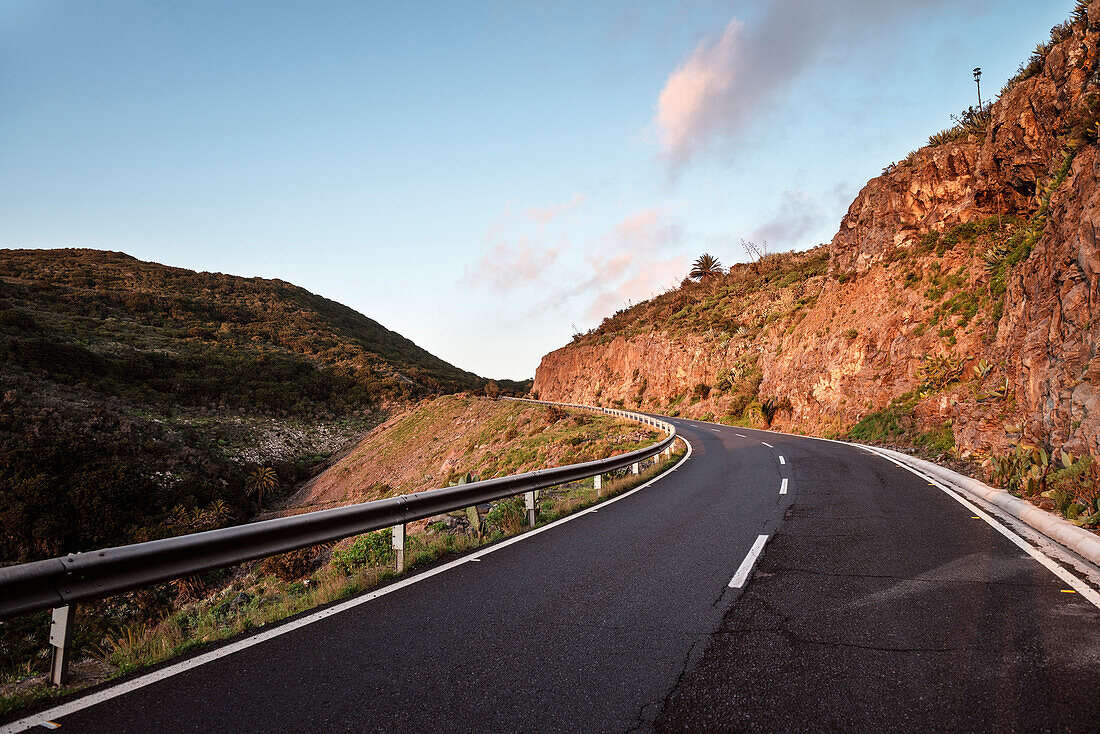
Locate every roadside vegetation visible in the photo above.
<box><xmin>0</xmin><ymin>402</ymin><xmax>680</xmax><ymax>717</ymax></box>
<box><xmin>284</xmin><ymin>394</ymin><xmax>659</xmax><ymax>509</ymax></box>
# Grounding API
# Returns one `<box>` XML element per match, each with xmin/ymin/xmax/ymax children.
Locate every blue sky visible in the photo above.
<box><xmin>0</xmin><ymin>0</ymin><xmax>1079</xmax><ymax>379</ymax></box>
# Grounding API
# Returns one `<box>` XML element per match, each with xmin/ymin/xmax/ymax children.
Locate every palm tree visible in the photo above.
<box><xmin>247</xmin><ymin>466</ymin><xmax>280</xmax><ymax>508</ymax></box>
<box><xmin>689</xmin><ymin>253</ymin><xmax>723</xmax><ymax>280</ymax></box>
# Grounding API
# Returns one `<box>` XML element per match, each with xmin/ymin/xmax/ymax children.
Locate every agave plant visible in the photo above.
<box><xmin>689</xmin><ymin>254</ymin><xmax>723</xmax><ymax>281</ymax></box>
<box><xmin>991</xmin><ymin>445</ymin><xmax>1052</xmax><ymax>496</ymax></box>
<box><xmin>917</xmin><ymin>353</ymin><xmax>965</xmax><ymax>391</ymax></box>
<box><xmin>984</xmin><ymin>377</ymin><xmax>1013</xmax><ymax>401</ymax></box>
<box><xmin>982</xmin><ymin>243</ymin><xmax>1010</xmax><ymax>273</ymax></box>
<box><xmin>928</xmin><ymin>128</ymin><xmax>965</xmax><ymax>147</ymax></box>
<box><xmin>759</xmin><ymin>397</ymin><xmax>793</xmax><ymax>427</ymax></box>
<box><xmin>972</xmin><ymin>359</ymin><xmax>993</xmax><ymax>383</ymax></box>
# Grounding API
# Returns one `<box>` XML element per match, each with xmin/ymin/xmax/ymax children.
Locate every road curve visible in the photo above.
<box><xmin>4</xmin><ymin>418</ymin><xmax>1099</xmax><ymax>733</ymax></box>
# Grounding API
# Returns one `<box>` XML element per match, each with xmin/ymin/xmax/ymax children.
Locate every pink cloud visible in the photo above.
<box><xmin>584</xmin><ymin>254</ymin><xmax>690</xmax><ymax>321</ymax></box>
<box><xmin>653</xmin><ymin>1</ymin><xmax>954</xmax><ymax>169</ymax></box>
<box><xmin>609</xmin><ymin>208</ymin><xmax>681</xmax><ymax>252</ymax></box>
<box><xmin>654</xmin><ymin>18</ymin><xmax>745</xmax><ymax>167</ymax></box>
<box><xmin>542</xmin><ymin>208</ymin><xmax>688</xmax><ymax>322</ymax></box>
<box><xmin>524</xmin><ymin>193</ymin><xmax>585</xmax><ymax>228</ymax></box>
<box><xmin>465</xmin><ymin>238</ymin><xmax>561</xmax><ymax>290</ymax></box>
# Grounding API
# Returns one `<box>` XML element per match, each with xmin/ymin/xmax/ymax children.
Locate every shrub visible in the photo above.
<box><xmin>545</xmin><ymin>405</ymin><xmax>568</xmax><ymax>422</ymax></box>
<box><xmin>693</xmin><ymin>383</ymin><xmax>711</xmax><ymax>400</ymax></box>
<box><xmin>1066</xmin><ymin>92</ymin><xmax>1100</xmax><ymax>145</ymax></box>
<box><xmin>261</xmin><ymin>546</ymin><xmax>325</xmax><ymax>582</ymax></box>
<box><xmin>725</xmin><ymin>393</ymin><xmax>751</xmax><ymax>418</ymax></box>
<box><xmin>331</xmin><ymin>529</ymin><xmax>393</xmax><ymax>573</ymax></box>
<box><xmin>713</xmin><ymin>368</ymin><xmax>735</xmax><ymax>392</ymax></box>
<box><xmin>485</xmin><ymin>497</ymin><xmax>524</xmax><ymax>534</ymax></box>
<box><xmin>759</xmin><ymin>397</ymin><xmax>793</xmax><ymax>426</ymax></box>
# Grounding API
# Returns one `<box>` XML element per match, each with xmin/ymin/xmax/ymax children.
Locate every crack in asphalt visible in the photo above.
<box><xmin>627</xmin><ymin>634</ymin><xmax>710</xmax><ymax>734</ymax></box>
<box><xmin>768</xmin><ymin>566</ymin><xmax>1054</xmax><ymax>588</ymax></box>
<box><xmin>713</xmin><ymin>627</ymin><xmax>982</xmax><ymax>654</ymax></box>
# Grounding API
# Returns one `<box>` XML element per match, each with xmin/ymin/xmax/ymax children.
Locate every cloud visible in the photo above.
<box><xmin>524</xmin><ymin>192</ymin><xmax>585</xmax><ymax>228</ymax></box>
<box><xmin>746</xmin><ymin>189</ymin><xmax>828</xmax><ymax>252</ymax></box>
<box><xmin>652</xmin><ymin>0</ymin><xmax>953</xmax><ymax>169</ymax></box>
<box><xmin>654</xmin><ymin>17</ymin><xmax>746</xmax><ymax>168</ymax></box>
<box><xmin>610</xmin><ymin>208</ymin><xmax>680</xmax><ymax>249</ymax></box>
<box><xmin>466</xmin><ymin>202</ymin><xmax>690</xmax><ymax>329</ymax></box>
<box><xmin>566</xmin><ymin>208</ymin><xmax>689</xmax><ymax>321</ymax></box>
<box><xmin>464</xmin><ymin>238</ymin><xmax>561</xmax><ymax>291</ymax></box>
<box><xmin>464</xmin><ymin>195</ymin><xmax>580</xmax><ymax>290</ymax></box>
<box><xmin>583</xmin><ymin>253</ymin><xmax>690</xmax><ymax>321</ymax></box>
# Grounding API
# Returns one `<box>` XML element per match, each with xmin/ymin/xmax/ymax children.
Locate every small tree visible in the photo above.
<box><xmin>484</xmin><ymin>380</ymin><xmax>501</xmax><ymax>399</ymax></box>
<box><xmin>247</xmin><ymin>466</ymin><xmax>280</xmax><ymax>508</ymax></box>
<box><xmin>689</xmin><ymin>254</ymin><xmax>723</xmax><ymax>280</ymax></box>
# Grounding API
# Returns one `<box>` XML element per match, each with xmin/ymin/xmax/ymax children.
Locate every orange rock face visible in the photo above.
<box><xmin>534</xmin><ymin>8</ymin><xmax>1100</xmax><ymax>460</ymax></box>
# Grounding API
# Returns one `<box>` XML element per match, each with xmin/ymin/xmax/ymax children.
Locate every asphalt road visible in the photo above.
<box><xmin>6</xmin><ymin>419</ymin><xmax>1100</xmax><ymax>733</ymax></box>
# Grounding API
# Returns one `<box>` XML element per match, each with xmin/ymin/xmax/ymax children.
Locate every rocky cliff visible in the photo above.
<box><xmin>534</xmin><ymin>4</ymin><xmax>1100</xmax><ymax>463</ymax></box>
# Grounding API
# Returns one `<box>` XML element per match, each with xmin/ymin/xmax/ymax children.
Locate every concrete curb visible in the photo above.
<box><xmin>867</xmin><ymin>445</ymin><xmax>1100</xmax><ymax>567</ymax></box>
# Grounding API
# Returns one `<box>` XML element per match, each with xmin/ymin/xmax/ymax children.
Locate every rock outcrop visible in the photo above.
<box><xmin>534</xmin><ymin>6</ymin><xmax>1100</xmax><ymax>461</ymax></box>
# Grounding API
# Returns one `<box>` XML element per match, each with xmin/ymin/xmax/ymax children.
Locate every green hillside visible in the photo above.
<box><xmin>0</xmin><ymin>248</ymin><xmax>488</xmax><ymax>562</ymax></box>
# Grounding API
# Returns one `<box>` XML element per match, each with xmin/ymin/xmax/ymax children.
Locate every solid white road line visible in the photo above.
<box><xmin>761</xmin><ymin>441</ymin><xmax>773</xmax><ymax>448</ymax></box>
<box><xmin>780</xmin><ymin>478</ymin><xmax>788</xmax><ymax>495</ymax></box>
<box><xmin>729</xmin><ymin>534</ymin><xmax>770</xmax><ymax>588</ymax></box>
<box><xmin>861</xmin><ymin>445</ymin><xmax>1100</xmax><ymax>612</ymax></box>
<box><xmin>0</xmin><ymin>441</ymin><xmax>696</xmax><ymax>734</ymax></box>
<box><xmin>778</xmin><ymin>456</ymin><xmax>785</xmax><ymax>465</ymax></box>
<box><xmin>688</xmin><ymin>416</ymin><xmax>1100</xmax><ymax>610</ymax></box>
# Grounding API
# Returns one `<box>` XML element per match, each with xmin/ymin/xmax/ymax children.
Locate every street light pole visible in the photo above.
<box><xmin>973</xmin><ymin>67</ymin><xmax>982</xmax><ymax>108</ymax></box>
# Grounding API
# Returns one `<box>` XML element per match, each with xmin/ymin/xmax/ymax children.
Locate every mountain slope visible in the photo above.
<box><xmin>535</xmin><ymin>4</ymin><xmax>1100</xmax><ymax>468</ymax></box>
<box><xmin>0</xmin><ymin>248</ymin><xmax>483</xmax><ymax>562</ymax></box>
<box><xmin>0</xmin><ymin>248</ymin><xmax>480</xmax><ymax>409</ymax></box>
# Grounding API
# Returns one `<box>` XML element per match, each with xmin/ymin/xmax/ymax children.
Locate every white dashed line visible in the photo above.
<box><xmin>735</xmin><ymin>433</ymin><xmax>747</xmax><ymax>438</ymax></box>
<box><xmin>778</xmin><ymin>456</ymin><xmax>785</xmax><ymax>465</ymax></box>
<box><xmin>761</xmin><ymin>441</ymin><xmax>773</xmax><ymax>448</ymax></box>
<box><xmin>729</xmin><ymin>534</ymin><xmax>770</xmax><ymax>588</ymax></box>
<box><xmin>780</xmin><ymin>478</ymin><xmax>788</xmax><ymax>495</ymax></box>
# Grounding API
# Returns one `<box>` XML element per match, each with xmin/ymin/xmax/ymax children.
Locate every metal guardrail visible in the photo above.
<box><xmin>0</xmin><ymin>398</ymin><xmax>675</xmax><ymax>684</ymax></box>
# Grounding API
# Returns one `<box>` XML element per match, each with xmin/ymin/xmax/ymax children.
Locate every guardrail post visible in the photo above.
<box><xmin>392</xmin><ymin>523</ymin><xmax>406</xmax><ymax>572</ymax></box>
<box><xmin>524</xmin><ymin>490</ymin><xmax>537</xmax><ymax>527</ymax></box>
<box><xmin>48</xmin><ymin>604</ymin><xmax>74</xmax><ymax>687</ymax></box>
